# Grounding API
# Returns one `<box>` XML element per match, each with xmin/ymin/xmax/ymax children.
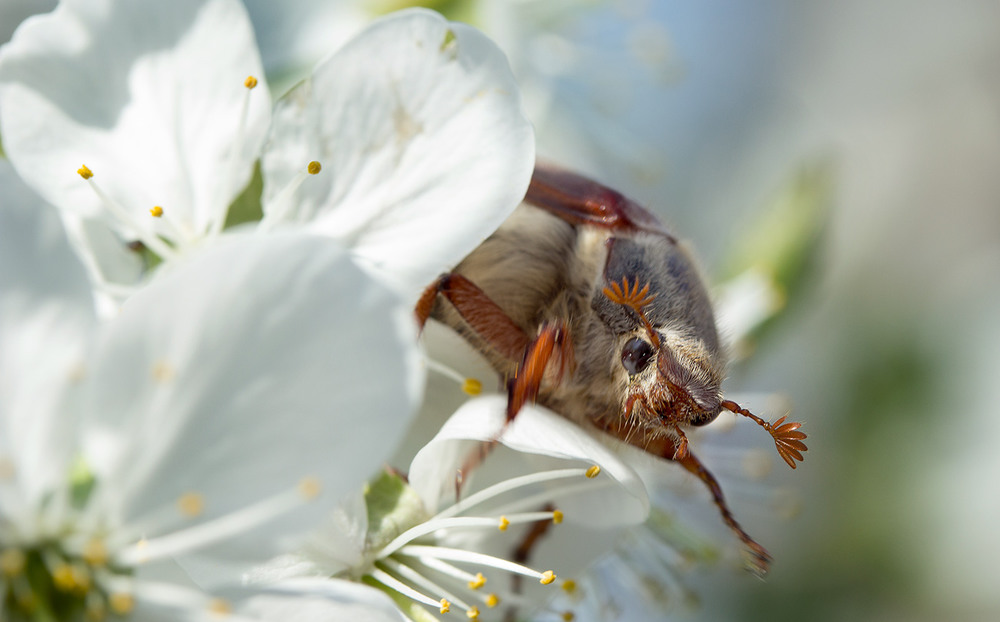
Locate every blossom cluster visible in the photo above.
<box><xmin>0</xmin><ymin>2</ymin><xmax>790</xmax><ymax>621</ymax></box>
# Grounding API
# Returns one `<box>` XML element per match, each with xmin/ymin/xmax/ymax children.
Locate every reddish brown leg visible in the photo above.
<box><xmin>601</xmin><ymin>418</ymin><xmax>771</xmax><ymax>576</ymax></box>
<box><xmin>455</xmin><ymin>321</ymin><xmax>574</xmax><ymax>494</ymax></box>
<box><xmin>526</xmin><ymin>164</ymin><xmax>673</xmax><ymax>238</ymax></box>
<box><xmin>416</xmin><ymin>274</ymin><xmax>574</xmax><ymax>495</ymax></box>
<box><xmin>415</xmin><ymin>273</ymin><xmax>530</xmax><ymax>362</ymax></box>
<box><xmin>507</xmin><ymin>321</ymin><xmax>572</xmax><ymax>422</ymax></box>
<box><xmin>674</xmin><ymin>450</ymin><xmax>772</xmax><ymax>577</ymax></box>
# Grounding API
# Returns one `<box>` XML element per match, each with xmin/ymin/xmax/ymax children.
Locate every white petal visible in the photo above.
<box><xmin>0</xmin><ymin>161</ymin><xmax>94</xmax><ymax>518</ymax></box>
<box><xmin>79</xmin><ymin>233</ymin><xmax>423</xmax><ymax>569</ymax></box>
<box><xmin>0</xmin><ymin>0</ymin><xmax>55</xmax><ymax>47</ymax></box>
<box><xmin>231</xmin><ymin>578</ymin><xmax>408</xmax><ymax>622</ymax></box>
<box><xmin>0</xmin><ymin>0</ymin><xmax>269</xmax><ymax>245</ymax></box>
<box><xmin>261</xmin><ymin>8</ymin><xmax>534</xmax><ymax>299</ymax></box>
<box><xmin>246</xmin><ymin>489</ymin><xmax>369</xmax><ymax>584</ymax></box>
<box><xmin>409</xmin><ymin>396</ymin><xmax>650</xmax><ymax>527</ymax></box>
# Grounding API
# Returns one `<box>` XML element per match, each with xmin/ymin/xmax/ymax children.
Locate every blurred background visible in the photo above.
<box><xmin>5</xmin><ymin>1</ymin><xmax>999</xmax><ymax>620</ymax></box>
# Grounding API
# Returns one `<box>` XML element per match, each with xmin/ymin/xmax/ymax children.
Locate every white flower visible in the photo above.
<box><xmin>0</xmin><ymin>161</ymin><xmax>424</xmax><ymax>620</ymax></box>
<box><xmin>238</xmin><ymin>398</ymin><xmax>648</xmax><ymax>621</ymax></box>
<box><xmin>0</xmin><ymin>1</ymin><xmax>533</xmax><ymax>303</ymax></box>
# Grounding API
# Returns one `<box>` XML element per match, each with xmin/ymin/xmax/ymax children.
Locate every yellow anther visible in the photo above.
<box><xmin>466</xmin><ymin>606</ymin><xmax>480</xmax><ymax>620</ymax></box>
<box><xmin>539</xmin><ymin>570</ymin><xmax>556</xmax><ymax>585</ymax></box>
<box><xmin>68</xmin><ymin>362</ymin><xmax>87</xmax><ymax>383</ymax></box>
<box><xmin>109</xmin><ymin>592</ymin><xmax>135</xmax><ymax>615</ymax></box>
<box><xmin>82</xmin><ymin>538</ymin><xmax>109</xmax><ymax>567</ymax></box>
<box><xmin>552</xmin><ymin>510</ymin><xmax>564</xmax><ymax>524</ymax></box>
<box><xmin>71</xmin><ymin>564</ymin><xmax>92</xmax><ymax>593</ymax></box>
<box><xmin>307</xmin><ymin>161</ymin><xmax>321</xmax><ymax>175</ymax></box>
<box><xmin>152</xmin><ymin>361</ymin><xmax>175</xmax><ymax>382</ymax></box>
<box><xmin>485</xmin><ymin>594</ymin><xmax>500</xmax><ymax>608</ymax></box>
<box><xmin>298</xmin><ymin>476</ymin><xmax>322</xmax><ymax>500</ymax></box>
<box><xmin>177</xmin><ymin>492</ymin><xmax>205</xmax><ymax>517</ymax></box>
<box><xmin>439</xmin><ymin>599</ymin><xmax>451</xmax><ymax>614</ymax></box>
<box><xmin>85</xmin><ymin>598</ymin><xmax>107</xmax><ymax>621</ymax></box>
<box><xmin>462</xmin><ymin>378</ymin><xmax>482</xmax><ymax>396</ymax></box>
<box><xmin>208</xmin><ymin>598</ymin><xmax>232</xmax><ymax>615</ymax></box>
<box><xmin>561</xmin><ymin>612</ymin><xmax>575</xmax><ymax>622</ymax></box>
<box><xmin>244</xmin><ymin>76</ymin><xmax>258</xmax><ymax>89</ymax></box>
<box><xmin>1</xmin><ymin>549</ymin><xmax>26</xmax><ymax>576</ymax></box>
<box><xmin>585</xmin><ymin>465</ymin><xmax>601</xmax><ymax>479</ymax></box>
<box><xmin>52</xmin><ymin>562</ymin><xmax>76</xmax><ymax>591</ymax></box>
<box><xmin>0</xmin><ymin>457</ymin><xmax>14</xmax><ymax>480</ymax></box>
<box><xmin>498</xmin><ymin>516</ymin><xmax>510</xmax><ymax>531</ymax></box>
<box><xmin>467</xmin><ymin>572</ymin><xmax>486</xmax><ymax>590</ymax></box>
<box><xmin>78</xmin><ymin>165</ymin><xmax>93</xmax><ymax>179</ymax></box>
<box><xmin>561</xmin><ymin>579</ymin><xmax>577</xmax><ymax>594</ymax></box>
<box><xmin>150</xmin><ymin>205</ymin><xmax>164</xmax><ymax>218</ymax></box>
<box><xmin>132</xmin><ymin>538</ymin><xmax>150</xmax><ymax>563</ymax></box>
<box><xmin>16</xmin><ymin>592</ymin><xmax>36</xmax><ymax>613</ymax></box>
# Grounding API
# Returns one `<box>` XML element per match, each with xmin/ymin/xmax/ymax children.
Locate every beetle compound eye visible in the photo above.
<box><xmin>621</xmin><ymin>337</ymin><xmax>654</xmax><ymax>375</ymax></box>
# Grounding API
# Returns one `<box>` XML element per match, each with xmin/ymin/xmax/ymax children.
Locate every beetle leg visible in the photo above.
<box><xmin>415</xmin><ymin>272</ymin><xmax>531</xmax><ymax>362</ymax></box>
<box><xmin>451</xmin><ymin>322</ymin><xmax>573</xmax><ymax>497</ymax></box>
<box><xmin>507</xmin><ymin>321</ymin><xmax>573</xmax><ymax>422</ymax></box>
<box><xmin>674</xmin><ymin>449</ymin><xmax>772</xmax><ymax>577</ymax></box>
<box><xmin>526</xmin><ymin>164</ymin><xmax>673</xmax><ymax>237</ymax></box>
<box><xmin>599</xmin><ymin>419</ymin><xmax>771</xmax><ymax>576</ymax></box>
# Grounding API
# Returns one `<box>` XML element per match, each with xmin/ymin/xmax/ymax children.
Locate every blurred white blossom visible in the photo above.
<box><xmin>0</xmin><ymin>0</ymin><xmax>533</xmax><ymax>304</ymax></box>
<box><xmin>0</xmin><ymin>161</ymin><xmax>423</xmax><ymax>620</ymax></box>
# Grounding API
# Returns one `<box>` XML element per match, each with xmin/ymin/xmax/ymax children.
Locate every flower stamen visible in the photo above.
<box><xmin>258</xmin><ymin>160</ymin><xmax>324</xmax><ymax>230</ymax></box>
<box><xmin>75</xmin><ymin>164</ymin><xmax>178</xmax><ymax>260</ymax></box>
<box><xmin>424</xmin><ymin>357</ymin><xmax>483</xmax><ymax>396</ymax></box>
<box><xmin>398</xmin><ymin>544</ymin><xmax>556</xmax><ymax>585</ymax></box>
<box><xmin>117</xmin><ymin>478</ymin><xmax>322</xmax><ymax>566</ymax></box>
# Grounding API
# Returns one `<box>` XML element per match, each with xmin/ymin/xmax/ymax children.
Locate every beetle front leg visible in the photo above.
<box><xmin>416</xmin><ymin>272</ymin><xmax>531</xmax><ymax>362</ymax></box>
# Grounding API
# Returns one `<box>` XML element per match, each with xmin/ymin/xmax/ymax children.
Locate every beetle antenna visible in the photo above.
<box><xmin>603</xmin><ymin>276</ymin><xmax>660</xmax><ymax>348</ymax></box>
<box><xmin>720</xmin><ymin>399</ymin><xmax>808</xmax><ymax>469</ymax></box>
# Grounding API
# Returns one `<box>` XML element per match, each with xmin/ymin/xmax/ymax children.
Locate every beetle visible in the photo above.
<box><xmin>415</xmin><ymin>163</ymin><xmax>807</xmax><ymax>575</ymax></box>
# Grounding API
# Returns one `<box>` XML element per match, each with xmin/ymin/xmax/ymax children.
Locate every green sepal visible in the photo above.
<box><xmin>364</xmin><ymin>470</ymin><xmax>430</xmax><ymax>553</ymax></box>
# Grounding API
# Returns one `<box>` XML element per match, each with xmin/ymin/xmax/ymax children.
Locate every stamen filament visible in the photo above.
<box><xmin>424</xmin><ymin>358</ymin><xmax>483</xmax><ymax>396</ymax></box>
<box><xmin>78</xmin><ymin>173</ymin><xmax>178</xmax><ymax>261</ymax></box>
<box><xmin>433</xmin><ymin>468</ymin><xmax>589</xmax><ymax>522</ymax></box>
<box><xmin>209</xmin><ymin>76</ymin><xmax>256</xmax><ymax>237</ymax></box>
<box><xmin>378</xmin><ymin>511</ymin><xmax>564</xmax><ymax>560</ymax></box>
<box><xmin>116</xmin><ymin>482</ymin><xmax>318</xmax><ymax>566</ymax></box>
<box><xmin>378</xmin><ymin>558</ymin><xmax>474</xmax><ymax>612</ymax></box>
<box><xmin>416</xmin><ymin>555</ymin><xmax>480</xmax><ymax>586</ymax></box>
<box><xmin>398</xmin><ymin>545</ymin><xmax>554</xmax><ymax>583</ymax></box>
<box><xmin>370</xmin><ymin>567</ymin><xmax>442</xmax><ymax>609</ymax></box>
<box><xmin>478</xmin><ymin>478</ymin><xmax>611</xmax><ymax>519</ymax></box>
<box><xmin>258</xmin><ymin>162</ymin><xmax>321</xmax><ymax>230</ymax></box>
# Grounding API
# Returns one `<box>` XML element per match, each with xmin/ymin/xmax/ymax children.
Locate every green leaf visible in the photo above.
<box><xmin>721</xmin><ymin>161</ymin><xmax>832</xmax><ymax>341</ymax></box>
